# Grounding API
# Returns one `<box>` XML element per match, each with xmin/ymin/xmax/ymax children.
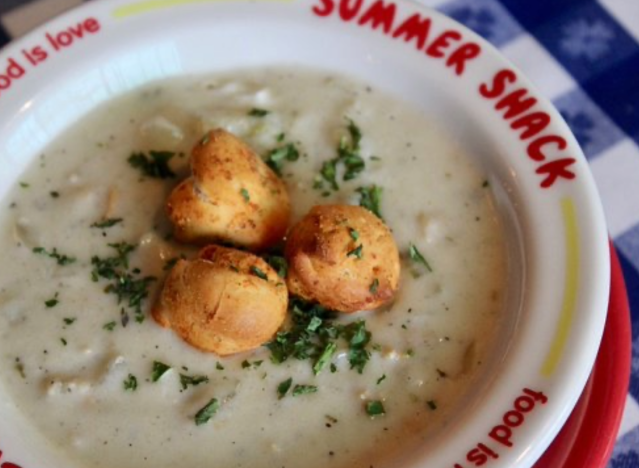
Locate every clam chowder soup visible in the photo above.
<box><xmin>0</xmin><ymin>68</ymin><xmax>507</xmax><ymax>468</ymax></box>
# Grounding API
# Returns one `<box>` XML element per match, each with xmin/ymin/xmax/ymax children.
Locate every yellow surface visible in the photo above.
<box><xmin>113</xmin><ymin>0</ymin><xmax>294</xmax><ymax>19</ymax></box>
<box><xmin>541</xmin><ymin>197</ymin><xmax>580</xmax><ymax>377</ymax></box>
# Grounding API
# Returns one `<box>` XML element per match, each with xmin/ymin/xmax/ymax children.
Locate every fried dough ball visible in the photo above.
<box><xmin>285</xmin><ymin>205</ymin><xmax>400</xmax><ymax>313</ymax></box>
<box><xmin>152</xmin><ymin>245</ymin><xmax>287</xmax><ymax>356</ymax></box>
<box><xmin>166</xmin><ymin>129</ymin><xmax>290</xmax><ymax>250</ymax></box>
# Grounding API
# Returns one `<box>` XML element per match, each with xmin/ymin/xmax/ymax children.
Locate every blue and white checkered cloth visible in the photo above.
<box><xmin>1</xmin><ymin>0</ymin><xmax>638</xmax><ymax>466</ymax></box>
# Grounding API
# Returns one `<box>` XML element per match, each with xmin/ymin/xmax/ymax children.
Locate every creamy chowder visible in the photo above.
<box><xmin>0</xmin><ymin>67</ymin><xmax>507</xmax><ymax>468</ymax></box>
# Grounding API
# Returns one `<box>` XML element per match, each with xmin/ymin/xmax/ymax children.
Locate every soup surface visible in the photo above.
<box><xmin>0</xmin><ymin>68</ymin><xmax>507</xmax><ymax>468</ymax></box>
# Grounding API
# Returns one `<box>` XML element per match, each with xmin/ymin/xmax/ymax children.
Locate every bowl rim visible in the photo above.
<box><xmin>0</xmin><ymin>1</ymin><xmax>611</xmax><ymax>467</ymax></box>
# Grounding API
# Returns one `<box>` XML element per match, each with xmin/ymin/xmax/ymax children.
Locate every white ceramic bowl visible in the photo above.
<box><xmin>0</xmin><ymin>1</ymin><xmax>610</xmax><ymax>467</ymax></box>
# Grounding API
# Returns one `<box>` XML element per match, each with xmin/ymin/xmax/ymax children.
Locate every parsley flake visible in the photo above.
<box><xmin>277</xmin><ymin>377</ymin><xmax>293</xmax><ymax>399</ymax></box>
<box><xmin>123</xmin><ymin>374</ymin><xmax>138</xmax><ymax>391</ymax></box>
<box><xmin>313</xmin><ymin>342</ymin><xmax>337</xmax><ymax>375</ymax></box>
<box><xmin>240</xmin><ymin>188</ymin><xmax>250</xmax><ymax>203</ymax></box>
<box><xmin>91</xmin><ymin>218</ymin><xmax>123</xmax><ymax>229</ymax></box>
<box><xmin>365</xmin><ymin>400</ymin><xmax>385</xmax><ymax>417</ymax></box>
<box><xmin>103</xmin><ymin>321</ymin><xmax>116</xmax><ymax>331</ymax></box>
<box><xmin>63</xmin><ymin>317</ymin><xmax>76</xmax><ymax>325</ymax></box>
<box><xmin>369</xmin><ymin>278</ymin><xmax>379</xmax><ymax>294</ymax></box>
<box><xmin>33</xmin><ymin>247</ymin><xmax>76</xmax><ymax>266</ymax></box>
<box><xmin>356</xmin><ymin>185</ymin><xmax>383</xmax><ymax>219</ymax></box>
<box><xmin>250</xmin><ymin>266</ymin><xmax>268</xmax><ymax>281</ymax></box>
<box><xmin>151</xmin><ymin>361</ymin><xmax>171</xmax><ymax>382</ymax></box>
<box><xmin>292</xmin><ymin>385</ymin><xmax>318</xmax><ymax>397</ymax></box>
<box><xmin>195</xmin><ymin>398</ymin><xmax>220</xmax><ymax>426</ymax></box>
<box><xmin>264</xmin><ymin>143</ymin><xmax>300</xmax><ymax>176</ymax></box>
<box><xmin>263</xmin><ymin>255</ymin><xmax>288</xmax><ymax>279</ymax></box>
<box><xmin>248</xmin><ymin>108</ymin><xmax>270</xmax><ymax>117</ymax></box>
<box><xmin>128</xmin><ymin>151</ymin><xmax>176</xmax><ymax>179</ymax></box>
<box><xmin>347</xmin><ymin>245</ymin><xmax>363</xmax><ymax>259</ymax></box>
<box><xmin>180</xmin><ymin>374</ymin><xmax>209</xmax><ymax>390</ymax></box>
<box><xmin>427</xmin><ymin>400</ymin><xmax>438</xmax><ymax>411</ymax></box>
<box><xmin>408</xmin><ymin>243</ymin><xmax>433</xmax><ymax>273</ymax></box>
<box><xmin>349</xmin><ymin>228</ymin><xmax>360</xmax><ymax>241</ymax></box>
<box><xmin>45</xmin><ymin>292</ymin><xmax>59</xmax><ymax>308</ymax></box>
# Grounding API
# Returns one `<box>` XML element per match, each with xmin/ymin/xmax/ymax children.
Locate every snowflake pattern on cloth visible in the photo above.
<box><xmin>560</xmin><ymin>19</ymin><xmax>615</xmax><ymax>61</ymax></box>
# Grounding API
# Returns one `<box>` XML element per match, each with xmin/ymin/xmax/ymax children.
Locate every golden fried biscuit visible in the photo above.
<box><xmin>153</xmin><ymin>245</ymin><xmax>287</xmax><ymax>355</ymax></box>
<box><xmin>285</xmin><ymin>205</ymin><xmax>400</xmax><ymax>313</ymax></box>
<box><xmin>166</xmin><ymin>129</ymin><xmax>290</xmax><ymax>250</ymax></box>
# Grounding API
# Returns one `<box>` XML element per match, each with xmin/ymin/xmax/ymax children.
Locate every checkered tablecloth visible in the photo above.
<box><xmin>1</xmin><ymin>0</ymin><xmax>638</xmax><ymax>466</ymax></box>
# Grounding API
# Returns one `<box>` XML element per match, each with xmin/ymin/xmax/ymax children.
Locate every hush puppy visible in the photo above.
<box><xmin>153</xmin><ymin>245</ymin><xmax>287</xmax><ymax>356</ymax></box>
<box><xmin>285</xmin><ymin>205</ymin><xmax>400</xmax><ymax>313</ymax></box>
<box><xmin>166</xmin><ymin>129</ymin><xmax>290</xmax><ymax>251</ymax></box>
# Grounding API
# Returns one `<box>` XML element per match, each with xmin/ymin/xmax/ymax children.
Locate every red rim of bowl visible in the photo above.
<box><xmin>533</xmin><ymin>241</ymin><xmax>631</xmax><ymax>467</ymax></box>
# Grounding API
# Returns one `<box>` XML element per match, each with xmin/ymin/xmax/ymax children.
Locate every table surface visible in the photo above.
<box><xmin>1</xmin><ymin>0</ymin><xmax>638</xmax><ymax>466</ymax></box>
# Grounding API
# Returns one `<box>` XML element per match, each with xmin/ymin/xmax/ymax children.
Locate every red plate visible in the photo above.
<box><xmin>534</xmin><ymin>242</ymin><xmax>631</xmax><ymax>467</ymax></box>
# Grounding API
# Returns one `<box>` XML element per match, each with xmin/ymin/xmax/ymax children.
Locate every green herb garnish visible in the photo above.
<box><xmin>313</xmin><ymin>342</ymin><xmax>337</xmax><ymax>375</ymax></box>
<box><xmin>128</xmin><ymin>151</ymin><xmax>176</xmax><ymax>179</ymax></box>
<box><xmin>103</xmin><ymin>321</ymin><xmax>116</xmax><ymax>331</ymax></box>
<box><xmin>265</xmin><ymin>143</ymin><xmax>300</xmax><ymax>176</ymax></box>
<box><xmin>347</xmin><ymin>245</ymin><xmax>363</xmax><ymax>259</ymax></box>
<box><xmin>240</xmin><ymin>188</ymin><xmax>250</xmax><ymax>203</ymax></box>
<box><xmin>33</xmin><ymin>247</ymin><xmax>76</xmax><ymax>266</ymax></box>
<box><xmin>195</xmin><ymin>398</ymin><xmax>220</xmax><ymax>426</ymax></box>
<box><xmin>60</xmin><ymin>338</ymin><xmax>67</xmax><ymax>346</ymax></box>
<box><xmin>250</xmin><ymin>266</ymin><xmax>268</xmax><ymax>281</ymax></box>
<box><xmin>248</xmin><ymin>108</ymin><xmax>270</xmax><ymax>117</ymax></box>
<box><xmin>356</xmin><ymin>185</ymin><xmax>383</xmax><ymax>219</ymax></box>
<box><xmin>376</xmin><ymin>374</ymin><xmax>386</xmax><ymax>385</ymax></box>
<box><xmin>123</xmin><ymin>374</ymin><xmax>138</xmax><ymax>391</ymax></box>
<box><xmin>45</xmin><ymin>292</ymin><xmax>59</xmax><ymax>308</ymax></box>
<box><xmin>349</xmin><ymin>228</ymin><xmax>360</xmax><ymax>242</ymax></box>
<box><xmin>91</xmin><ymin>242</ymin><xmax>156</xmax><ymax>322</ymax></box>
<box><xmin>180</xmin><ymin>374</ymin><xmax>209</xmax><ymax>390</ymax></box>
<box><xmin>263</xmin><ymin>255</ymin><xmax>288</xmax><ymax>279</ymax></box>
<box><xmin>292</xmin><ymin>385</ymin><xmax>318</xmax><ymax>396</ymax></box>
<box><xmin>151</xmin><ymin>361</ymin><xmax>171</xmax><ymax>382</ymax></box>
<box><xmin>365</xmin><ymin>400</ymin><xmax>385</xmax><ymax>417</ymax></box>
<box><xmin>277</xmin><ymin>377</ymin><xmax>293</xmax><ymax>399</ymax></box>
<box><xmin>369</xmin><ymin>278</ymin><xmax>379</xmax><ymax>294</ymax></box>
<box><xmin>427</xmin><ymin>400</ymin><xmax>438</xmax><ymax>411</ymax></box>
<box><xmin>63</xmin><ymin>318</ymin><xmax>76</xmax><ymax>326</ymax></box>
<box><xmin>320</xmin><ymin>159</ymin><xmax>339</xmax><ymax>190</ymax></box>
<box><xmin>408</xmin><ymin>243</ymin><xmax>433</xmax><ymax>273</ymax></box>
<box><xmin>50</xmin><ymin>191</ymin><xmax>60</xmax><ymax>198</ymax></box>
<box><xmin>91</xmin><ymin>218</ymin><xmax>123</xmax><ymax>229</ymax></box>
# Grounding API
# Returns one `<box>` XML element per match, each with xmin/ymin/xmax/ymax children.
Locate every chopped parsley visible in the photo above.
<box><xmin>19</xmin><ymin>182</ymin><xmax>29</xmax><ymax>188</ymax></box>
<box><xmin>292</xmin><ymin>385</ymin><xmax>318</xmax><ymax>397</ymax></box>
<box><xmin>215</xmin><ymin>362</ymin><xmax>225</xmax><ymax>371</ymax></box>
<box><xmin>50</xmin><ymin>191</ymin><xmax>60</xmax><ymax>198</ymax></box>
<box><xmin>349</xmin><ymin>228</ymin><xmax>360</xmax><ymax>242</ymax></box>
<box><xmin>248</xmin><ymin>108</ymin><xmax>270</xmax><ymax>117</ymax></box>
<box><xmin>347</xmin><ymin>244</ymin><xmax>363</xmax><ymax>259</ymax></box>
<box><xmin>365</xmin><ymin>400</ymin><xmax>385</xmax><ymax>417</ymax></box>
<box><xmin>408</xmin><ymin>243</ymin><xmax>433</xmax><ymax>273</ymax></box>
<box><xmin>63</xmin><ymin>318</ymin><xmax>76</xmax><ymax>326</ymax></box>
<box><xmin>179</xmin><ymin>374</ymin><xmax>210</xmax><ymax>390</ymax></box>
<box><xmin>266</xmin><ymin>297</ymin><xmax>372</xmax><ymax>374</ymax></box>
<box><xmin>195</xmin><ymin>398</ymin><xmax>220</xmax><ymax>426</ymax></box>
<box><xmin>45</xmin><ymin>292</ymin><xmax>59</xmax><ymax>308</ymax></box>
<box><xmin>151</xmin><ymin>361</ymin><xmax>171</xmax><ymax>382</ymax></box>
<box><xmin>60</xmin><ymin>338</ymin><xmax>67</xmax><ymax>346</ymax></box>
<box><xmin>123</xmin><ymin>374</ymin><xmax>138</xmax><ymax>391</ymax></box>
<box><xmin>250</xmin><ymin>266</ymin><xmax>268</xmax><ymax>281</ymax></box>
<box><xmin>369</xmin><ymin>278</ymin><xmax>379</xmax><ymax>294</ymax></box>
<box><xmin>263</xmin><ymin>255</ymin><xmax>288</xmax><ymax>279</ymax></box>
<box><xmin>128</xmin><ymin>151</ymin><xmax>176</xmax><ymax>179</ymax></box>
<box><xmin>356</xmin><ymin>185</ymin><xmax>383</xmax><ymax>219</ymax></box>
<box><xmin>242</xmin><ymin>360</ymin><xmax>263</xmax><ymax>369</ymax></box>
<box><xmin>376</xmin><ymin>374</ymin><xmax>386</xmax><ymax>385</ymax></box>
<box><xmin>277</xmin><ymin>378</ymin><xmax>293</xmax><ymax>399</ymax></box>
<box><xmin>91</xmin><ymin>218</ymin><xmax>123</xmax><ymax>229</ymax></box>
<box><xmin>240</xmin><ymin>188</ymin><xmax>250</xmax><ymax>203</ymax></box>
<box><xmin>264</xmin><ymin>143</ymin><xmax>300</xmax><ymax>176</ymax></box>
<box><xmin>427</xmin><ymin>400</ymin><xmax>438</xmax><ymax>411</ymax></box>
<box><xmin>313</xmin><ymin>342</ymin><xmax>337</xmax><ymax>375</ymax></box>
<box><xmin>103</xmin><ymin>321</ymin><xmax>116</xmax><ymax>331</ymax></box>
<box><xmin>317</xmin><ymin>119</ymin><xmax>366</xmax><ymax>191</ymax></box>
<box><xmin>33</xmin><ymin>247</ymin><xmax>76</xmax><ymax>266</ymax></box>
<box><xmin>91</xmin><ymin>242</ymin><xmax>156</xmax><ymax>322</ymax></box>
